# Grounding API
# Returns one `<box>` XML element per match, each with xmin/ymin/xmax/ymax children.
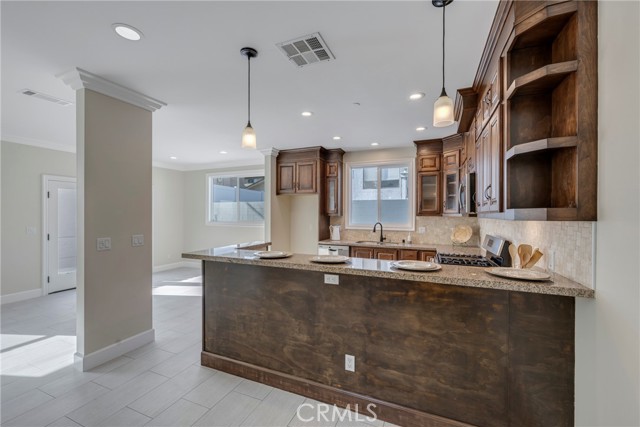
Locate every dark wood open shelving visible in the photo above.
<box><xmin>505</xmin><ymin>61</ymin><xmax>578</xmax><ymax>99</ymax></box>
<box><xmin>508</xmin><ymin>3</ymin><xmax>577</xmax><ymax>51</ymax></box>
<box><xmin>505</xmin><ymin>136</ymin><xmax>578</xmax><ymax>160</ymax></box>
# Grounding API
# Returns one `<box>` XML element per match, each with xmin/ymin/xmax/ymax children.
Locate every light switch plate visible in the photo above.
<box><xmin>418</xmin><ymin>227</ymin><xmax>426</xmax><ymax>234</ymax></box>
<box><xmin>25</xmin><ymin>226</ymin><xmax>37</xmax><ymax>235</ymax></box>
<box><xmin>345</xmin><ymin>354</ymin><xmax>355</xmax><ymax>372</ymax></box>
<box><xmin>97</xmin><ymin>237</ymin><xmax>111</xmax><ymax>251</ymax></box>
<box><xmin>132</xmin><ymin>234</ymin><xmax>144</xmax><ymax>247</ymax></box>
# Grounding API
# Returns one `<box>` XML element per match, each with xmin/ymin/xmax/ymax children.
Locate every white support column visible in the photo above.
<box><xmin>60</xmin><ymin>68</ymin><xmax>166</xmax><ymax>370</ymax></box>
<box><xmin>260</xmin><ymin>147</ymin><xmax>290</xmax><ymax>251</ymax></box>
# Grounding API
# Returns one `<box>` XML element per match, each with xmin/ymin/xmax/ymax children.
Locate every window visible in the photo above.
<box><xmin>207</xmin><ymin>171</ymin><xmax>265</xmax><ymax>224</ymax></box>
<box><xmin>346</xmin><ymin>160</ymin><xmax>414</xmax><ymax>230</ymax></box>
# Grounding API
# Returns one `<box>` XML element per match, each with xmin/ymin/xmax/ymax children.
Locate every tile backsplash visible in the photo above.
<box><xmin>478</xmin><ymin>219</ymin><xmax>594</xmax><ymax>287</ymax></box>
<box><xmin>330</xmin><ymin>216</ymin><xmax>481</xmax><ymax>247</ymax></box>
<box><xmin>330</xmin><ymin>215</ymin><xmax>594</xmax><ymax>287</ymax></box>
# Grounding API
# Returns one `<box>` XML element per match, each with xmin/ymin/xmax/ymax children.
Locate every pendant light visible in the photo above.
<box><xmin>433</xmin><ymin>0</ymin><xmax>455</xmax><ymax>128</ymax></box>
<box><xmin>241</xmin><ymin>47</ymin><xmax>258</xmax><ymax>149</ymax></box>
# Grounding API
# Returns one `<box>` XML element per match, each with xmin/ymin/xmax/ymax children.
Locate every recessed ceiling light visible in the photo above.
<box><xmin>219</xmin><ymin>151</ymin><xmax>228</xmax><ymax>154</ymax></box>
<box><xmin>112</xmin><ymin>23</ymin><xmax>143</xmax><ymax>41</ymax></box>
<box><xmin>371</xmin><ymin>142</ymin><xmax>379</xmax><ymax>146</ymax></box>
<box><xmin>409</xmin><ymin>92</ymin><xmax>425</xmax><ymax>101</ymax></box>
<box><xmin>416</xmin><ymin>126</ymin><xmax>427</xmax><ymax>131</ymax></box>
<box><xmin>301</xmin><ymin>111</ymin><xmax>313</xmax><ymax>117</ymax></box>
<box><xmin>333</xmin><ymin>136</ymin><xmax>341</xmax><ymax>140</ymax></box>
<box><xmin>170</xmin><ymin>156</ymin><xmax>177</xmax><ymax>160</ymax></box>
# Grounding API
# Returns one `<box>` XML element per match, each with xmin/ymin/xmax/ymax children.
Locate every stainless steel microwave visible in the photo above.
<box><xmin>459</xmin><ymin>172</ymin><xmax>477</xmax><ymax>216</ymax></box>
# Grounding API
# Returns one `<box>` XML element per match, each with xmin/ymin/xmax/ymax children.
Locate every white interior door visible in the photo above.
<box><xmin>46</xmin><ymin>179</ymin><xmax>77</xmax><ymax>293</ymax></box>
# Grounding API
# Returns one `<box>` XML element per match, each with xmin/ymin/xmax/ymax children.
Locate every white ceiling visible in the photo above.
<box><xmin>1</xmin><ymin>1</ymin><xmax>498</xmax><ymax>169</ymax></box>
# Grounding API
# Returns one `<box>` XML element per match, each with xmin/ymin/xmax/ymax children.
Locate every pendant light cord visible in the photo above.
<box><xmin>442</xmin><ymin>2</ymin><xmax>446</xmax><ymax>93</ymax></box>
<box><xmin>247</xmin><ymin>56</ymin><xmax>251</xmax><ymax>123</ymax></box>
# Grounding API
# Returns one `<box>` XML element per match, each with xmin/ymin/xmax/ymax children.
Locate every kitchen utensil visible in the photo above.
<box><xmin>254</xmin><ymin>251</ymin><xmax>292</xmax><ymax>259</ymax></box>
<box><xmin>508</xmin><ymin>244</ymin><xmax>518</xmax><ymax>268</ymax></box>
<box><xmin>523</xmin><ymin>249</ymin><xmax>544</xmax><ymax>269</ymax></box>
<box><xmin>391</xmin><ymin>261</ymin><xmax>442</xmax><ymax>272</ymax></box>
<box><xmin>451</xmin><ymin>225</ymin><xmax>473</xmax><ymax>244</ymax></box>
<box><xmin>518</xmin><ymin>244</ymin><xmax>533</xmax><ymax>267</ymax></box>
<box><xmin>485</xmin><ymin>267</ymin><xmax>551</xmax><ymax>281</ymax></box>
<box><xmin>329</xmin><ymin>225</ymin><xmax>341</xmax><ymax>241</ymax></box>
<box><xmin>310</xmin><ymin>255</ymin><xmax>349</xmax><ymax>264</ymax></box>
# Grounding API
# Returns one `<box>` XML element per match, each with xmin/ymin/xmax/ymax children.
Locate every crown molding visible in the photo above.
<box><xmin>1</xmin><ymin>135</ymin><xmax>76</xmax><ymax>153</ymax></box>
<box><xmin>57</xmin><ymin>67</ymin><xmax>167</xmax><ymax>112</ymax></box>
<box><xmin>259</xmin><ymin>147</ymin><xmax>280</xmax><ymax>157</ymax></box>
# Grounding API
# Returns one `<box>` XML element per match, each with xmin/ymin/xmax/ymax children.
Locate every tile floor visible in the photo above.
<box><xmin>1</xmin><ymin>267</ymin><xmax>399</xmax><ymax>427</ymax></box>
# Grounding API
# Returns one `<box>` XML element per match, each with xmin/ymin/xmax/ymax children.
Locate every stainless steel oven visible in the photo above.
<box><xmin>459</xmin><ymin>172</ymin><xmax>476</xmax><ymax>216</ymax></box>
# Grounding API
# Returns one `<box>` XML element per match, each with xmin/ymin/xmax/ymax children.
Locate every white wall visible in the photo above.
<box><xmin>574</xmin><ymin>2</ymin><xmax>640</xmax><ymax>425</ymax></box>
<box><xmin>152</xmin><ymin>167</ymin><xmax>184</xmax><ymax>268</ymax></box>
<box><xmin>182</xmin><ymin>165</ymin><xmax>265</xmax><ymax>252</ymax></box>
<box><xmin>0</xmin><ymin>141</ymin><xmax>76</xmax><ymax>297</ymax></box>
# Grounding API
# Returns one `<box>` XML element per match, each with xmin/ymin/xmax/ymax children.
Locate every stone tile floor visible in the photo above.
<box><xmin>1</xmin><ymin>267</ymin><xmax>399</xmax><ymax>427</ymax></box>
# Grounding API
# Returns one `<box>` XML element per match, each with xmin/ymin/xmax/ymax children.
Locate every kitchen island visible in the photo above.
<box><xmin>184</xmin><ymin>247</ymin><xmax>593</xmax><ymax>427</ymax></box>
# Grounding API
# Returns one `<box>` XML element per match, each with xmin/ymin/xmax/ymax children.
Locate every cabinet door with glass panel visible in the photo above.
<box><xmin>443</xmin><ymin>169</ymin><xmax>460</xmax><ymax>215</ymax></box>
<box><xmin>347</xmin><ymin>163</ymin><xmax>412</xmax><ymax>230</ymax></box>
<box><xmin>417</xmin><ymin>172</ymin><xmax>441</xmax><ymax>216</ymax></box>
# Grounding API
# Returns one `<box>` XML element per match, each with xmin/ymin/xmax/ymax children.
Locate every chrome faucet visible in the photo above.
<box><xmin>373</xmin><ymin>222</ymin><xmax>385</xmax><ymax>243</ymax></box>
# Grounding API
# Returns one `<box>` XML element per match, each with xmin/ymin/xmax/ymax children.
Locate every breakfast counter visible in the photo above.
<box><xmin>183</xmin><ymin>247</ymin><xmax>593</xmax><ymax>298</ymax></box>
<box><xmin>184</xmin><ymin>245</ymin><xmax>585</xmax><ymax>427</ymax></box>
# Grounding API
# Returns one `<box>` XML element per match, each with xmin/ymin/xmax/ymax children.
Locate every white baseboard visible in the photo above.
<box><xmin>0</xmin><ymin>288</ymin><xmax>43</xmax><ymax>305</ymax></box>
<box><xmin>75</xmin><ymin>328</ymin><xmax>155</xmax><ymax>371</ymax></box>
<box><xmin>153</xmin><ymin>260</ymin><xmax>200</xmax><ymax>273</ymax></box>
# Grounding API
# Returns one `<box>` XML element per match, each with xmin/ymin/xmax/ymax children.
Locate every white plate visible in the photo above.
<box><xmin>310</xmin><ymin>255</ymin><xmax>350</xmax><ymax>264</ymax></box>
<box><xmin>485</xmin><ymin>267</ymin><xmax>551</xmax><ymax>281</ymax></box>
<box><xmin>390</xmin><ymin>261</ymin><xmax>442</xmax><ymax>271</ymax></box>
<box><xmin>254</xmin><ymin>251</ymin><xmax>292</xmax><ymax>259</ymax></box>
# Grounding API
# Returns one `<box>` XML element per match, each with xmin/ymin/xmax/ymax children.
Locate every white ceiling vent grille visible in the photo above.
<box><xmin>19</xmin><ymin>89</ymin><xmax>73</xmax><ymax>106</ymax></box>
<box><xmin>276</xmin><ymin>32</ymin><xmax>335</xmax><ymax>67</ymax></box>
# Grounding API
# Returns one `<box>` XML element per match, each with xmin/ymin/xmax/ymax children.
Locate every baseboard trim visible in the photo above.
<box><xmin>201</xmin><ymin>352</ymin><xmax>471</xmax><ymax>427</ymax></box>
<box><xmin>0</xmin><ymin>288</ymin><xmax>43</xmax><ymax>305</ymax></box>
<box><xmin>153</xmin><ymin>260</ymin><xmax>200</xmax><ymax>273</ymax></box>
<box><xmin>76</xmin><ymin>329</ymin><xmax>155</xmax><ymax>371</ymax></box>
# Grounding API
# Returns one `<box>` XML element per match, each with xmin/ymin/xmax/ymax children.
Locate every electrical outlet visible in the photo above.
<box><xmin>97</xmin><ymin>237</ymin><xmax>111</xmax><ymax>251</ymax></box>
<box><xmin>324</xmin><ymin>274</ymin><xmax>339</xmax><ymax>285</ymax></box>
<box><xmin>345</xmin><ymin>354</ymin><xmax>355</xmax><ymax>372</ymax></box>
<box><xmin>132</xmin><ymin>234</ymin><xmax>144</xmax><ymax>247</ymax></box>
<box><xmin>418</xmin><ymin>227</ymin><xmax>426</xmax><ymax>234</ymax></box>
<box><xmin>547</xmin><ymin>250</ymin><xmax>555</xmax><ymax>271</ymax></box>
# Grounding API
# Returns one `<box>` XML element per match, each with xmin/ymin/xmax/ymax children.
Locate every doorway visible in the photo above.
<box><xmin>43</xmin><ymin>175</ymin><xmax>77</xmax><ymax>294</ymax></box>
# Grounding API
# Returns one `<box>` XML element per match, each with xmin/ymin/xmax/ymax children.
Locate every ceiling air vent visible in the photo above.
<box><xmin>19</xmin><ymin>89</ymin><xmax>73</xmax><ymax>106</ymax></box>
<box><xmin>276</xmin><ymin>32</ymin><xmax>335</xmax><ymax>67</ymax></box>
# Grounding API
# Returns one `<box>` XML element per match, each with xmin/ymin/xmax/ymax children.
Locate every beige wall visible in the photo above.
<box><xmin>77</xmin><ymin>89</ymin><xmax>153</xmax><ymax>356</ymax></box>
<box><xmin>574</xmin><ymin>2</ymin><xmax>640</xmax><ymax>425</ymax></box>
<box><xmin>152</xmin><ymin>167</ymin><xmax>184</xmax><ymax>267</ymax></box>
<box><xmin>289</xmin><ymin>195</ymin><xmax>319</xmax><ymax>254</ymax></box>
<box><xmin>182</xmin><ymin>165</ymin><xmax>265</xmax><ymax>253</ymax></box>
<box><xmin>264</xmin><ymin>153</ymin><xmax>291</xmax><ymax>251</ymax></box>
<box><xmin>0</xmin><ymin>141</ymin><xmax>76</xmax><ymax>296</ymax></box>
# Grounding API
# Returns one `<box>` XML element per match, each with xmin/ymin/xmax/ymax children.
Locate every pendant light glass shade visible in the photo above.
<box><xmin>433</xmin><ymin>91</ymin><xmax>455</xmax><ymax>127</ymax></box>
<box><xmin>240</xmin><ymin>47</ymin><xmax>258</xmax><ymax>149</ymax></box>
<box><xmin>432</xmin><ymin>0</ymin><xmax>455</xmax><ymax>128</ymax></box>
<box><xmin>241</xmin><ymin>121</ymin><xmax>256</xmax><ymax>149</ymax></box>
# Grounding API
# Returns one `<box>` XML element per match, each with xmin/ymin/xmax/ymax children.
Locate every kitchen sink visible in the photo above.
<box><xmin>355</xmin><ymin>240</ymin><xmax>398</xmax><ymax>246</ymax></box>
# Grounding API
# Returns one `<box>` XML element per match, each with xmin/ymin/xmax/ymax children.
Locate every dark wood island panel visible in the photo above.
<box><xmin>201</xmin><ymin>261</ymin><xmax>574</xmax><ymax>427</ymax></box>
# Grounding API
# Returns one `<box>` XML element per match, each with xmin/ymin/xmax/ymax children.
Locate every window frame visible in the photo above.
<box><xmin>345</xmin><ymin>159</ymin><xmax>415</xmax><ymax>231</ymax></box>
<box><xmin>205</xmin><ymin>169</ymin><xmax>265</xmax><ymax>227</ymax></box>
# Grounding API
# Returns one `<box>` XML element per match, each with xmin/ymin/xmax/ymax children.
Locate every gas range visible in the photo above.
<box><xmin>437</xmin><ymin>235</ymin><xmax>512</xmax><ymax>268</ymax></box>
<box><xmin>436</xmin><ymin>253</ymin><xmax>498</xmax><ymax>267</ymax></box>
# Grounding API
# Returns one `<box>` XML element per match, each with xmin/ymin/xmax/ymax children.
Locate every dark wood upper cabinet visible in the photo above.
<box><xmin>295</xmin><ymin>161</ymin><xmax>317</xmax><ymax>193</ymax></box>
<box><xmin>277</xmin><ymin>162</ymin><xmax>296</xmax><ymax>194</ymax></box>
<box><xmin>453</xmin><ymin>0</ymin><xmax>597</xmax><ymax>221</ymax></box>
<box><xmin>415</xmin><ymin>139</ymin><xmax>444</xmax><ymax>216</ymax></box>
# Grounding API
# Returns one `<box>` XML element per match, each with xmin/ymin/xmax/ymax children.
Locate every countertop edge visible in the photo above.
<box><xmin>182</xmin><ymin>252</ymin><xmax>595</xmax><ymax>299</ymax></box>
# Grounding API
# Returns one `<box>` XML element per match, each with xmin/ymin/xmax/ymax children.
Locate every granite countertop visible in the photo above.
<box><xmin>318</xmin><ymin>239</ymin><xmax>482</xmax><ymax>255</ymax></box>
<box><xmin>183</xmin><ymin>248</ymin><xmax>594</xmax><ymax>299</ymax></box>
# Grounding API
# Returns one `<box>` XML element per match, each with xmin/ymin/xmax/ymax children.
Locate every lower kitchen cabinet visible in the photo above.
<box><xmin>350</xmin><ymin>246</ymin><xmax>437</xmax><ymax>261</ymax></box>
<box><xmin>350</xmin><ymin>247</ymin><xmax>374</xmax><ymax>259</ymax></box>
